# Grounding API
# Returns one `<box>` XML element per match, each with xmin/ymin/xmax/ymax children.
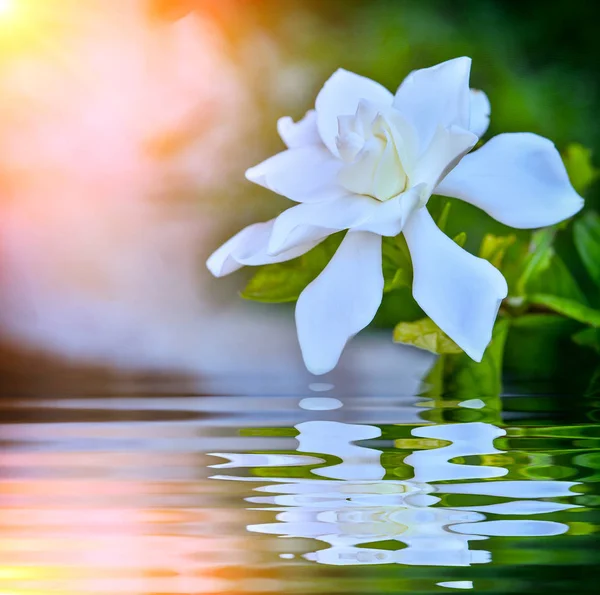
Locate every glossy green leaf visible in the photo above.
<box><xmin>241</xmin><ymin>262</ymin><xmax>317</xmax><ymax>303</ymax></box>
<box><xmin>528</xmin><ymin>293</ymin><xmax>600</xmax><ymax>327</ymax></box>
<box><xmin>393</xmin><ymin>317</ymin><xmax>462</xmax><ymax>355</ymax></box>
<box><xmin>240</xmin><ymin>232</ymin><xmax>343</xmax><ymax>303</ymax></box>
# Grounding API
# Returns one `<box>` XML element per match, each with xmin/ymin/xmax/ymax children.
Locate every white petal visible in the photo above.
<box><xmin>268</xmin><ymin>194</ymin><xmax>377</xmax><ymax>255</ymax></box>
<box><xmin>353</xmin><ymin>184</ymin><xmax>426</xmax><ymax>236</ymax></box>
<box><xmin>403</xmin><ymin>208</ymin><xmax>508</xmax><ymax>361</ymax></box>
<box><xmin>435</xmin><ymin>133</ymin><xmax>585</xmax><ymax>229</ymax></box>
<box><xmin>469</xmin><ymin>89</ymin><xmax>490</xmax><ymax>137</ymax></box>
<box><xmin>381</xmin><ymin>108</ymin><xmax>420</xmax><ymax>175</ymax></box>
<box><xmin>277</xmin><ymin>110</ymin><xmax>322</xmax><ymax>148</ymax></box>
<box><xmin>269</xmin><ymin>187</ymin><xmax>424</xmax><ymax>256</ymax></box>
<box><xmin>315</xmin><ymin>68</ymin><xmax>393</xmax><ymax>157</ymax></box>
<box><xmin>206</xmin><ymin>220</ymin><xmax>319</xmax><ymax>277</ymax></box>
<box><xmin>338</xmin><ymin>112</ymin><xmax>411</xmax><ymax>202</ymax></box>
<box><xmin>245</xmin><ymin>145</ymin><xmax>345</xmax><ymax>203</ymax></box>
<box><xmin>296</xmin><ymin>231</ymin><xmax>384</xmax><ymax>374</ymax></box>
<box><xmin>393</xmin><ymin>57</ymin><xmax>472</xmax><ymax>154</ymax></box>
<box><xmin>412</xmin><ymin>125</ymin><xmax>478</xmax><ymax>190</ymax></box>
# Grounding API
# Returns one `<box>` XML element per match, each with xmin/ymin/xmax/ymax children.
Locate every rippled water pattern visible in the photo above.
<box><xmin>1</xmin><ymin>387</ymin><xmax>598</xmax><ymax>593</ymax></box>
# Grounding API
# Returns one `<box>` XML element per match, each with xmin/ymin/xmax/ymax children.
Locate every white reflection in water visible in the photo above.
<box><xmin>299</xmin><ymin>397</ymin><xmax>343</xmax><ymax>411</ymax></box>
<box><xmin>308</xmin><ymin>383</ymin><xmax>336</xmax><ymax>393</ymax></box>
<box><xmin>211</xmin><ymin>414</ymin><xmax>579</xmax><ymax>568</ymax></box>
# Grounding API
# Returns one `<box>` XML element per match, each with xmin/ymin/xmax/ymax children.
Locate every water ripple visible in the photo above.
<box><xmin>0</xmin><ymin>392</ymin><xmax>597</xmax><ymax>593</ymax></box>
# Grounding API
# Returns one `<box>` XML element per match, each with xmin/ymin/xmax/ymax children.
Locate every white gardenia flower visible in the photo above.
<box><xmin>207</xmin><ymin>57</ymin><xmax>584</xmax><ymax>375</ymax></box>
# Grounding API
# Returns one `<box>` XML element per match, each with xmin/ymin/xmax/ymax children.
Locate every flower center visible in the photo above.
<box><xmin>335</xmin><ymin>101</ymin><xmax>413</xmax><ymax>202</ymax></box>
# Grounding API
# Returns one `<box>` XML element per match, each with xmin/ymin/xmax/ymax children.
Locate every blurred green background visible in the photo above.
<box><xmin>185</xmin><ymin>0</ymin><xmax>600</xmax><ymax>160</ymax></box>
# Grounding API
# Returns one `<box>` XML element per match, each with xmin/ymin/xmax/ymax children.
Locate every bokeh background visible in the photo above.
<box><xmin>0</xmin><ymin>0</ymin><xmax>598</xmax><ymax>382</ymax></box>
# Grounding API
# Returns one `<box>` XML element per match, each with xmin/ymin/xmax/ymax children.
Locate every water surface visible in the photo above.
<box><xmin>1</xmin><ymin>379</ymin><xmax>598</xmax><ymax>594</ymax></box>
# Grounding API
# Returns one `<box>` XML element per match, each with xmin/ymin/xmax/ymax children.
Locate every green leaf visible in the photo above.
<box><xmin>562</xmin><ymin>143</ymin><xmax>599</xmax><ymax>194</ymax></box>
<box><xmin>573</xmin><ymin>328</ymin><xmax>600</xmax><ymax>354</ymax></box>
<box><xmin>381</xmin><ymin>235</ymin><xmax>407</xmax><ymax>267</ymax></box>
<box><xmin>515</xmin><ymin>228</ymin><xmax>556</xmax><ymax>296</ymax></box>
<box><xmin>383</xmin><ymin>268</ymin><xmax>410</xmax><ymax>293</ymax></box>
<box><xmin>393</xmin><ymin>317</ymin><xmax>462</xmax><ymax>355</ymax></box>
<box><xmin>444</xmin><ymin>318</ymin><xmax>510</xmax><ymax>398</ymax></box>
<box><xmin>528</xmin><ymin>293</ymin><xmax>600</xmax><ymax>326</ymax></box>
<box><xmin>574</xmin><ymin>211</ymin><xmax>600</xmax><ymax>288</ymax></box>
<box><xmin>240</xmin><ymin>232</ymin><xmax>343</xmax><ymax>303</ymax></box>
<box><xmin>382</xmin><ymin>236</ymin><xmax>412</xmax><ymax>293</ymax></box>
<box><xmin>241</xmin><ymin>262</ymin><xmax>316</xmax><ymax>303</ymax></box>
<box><xmin>479</xmin><ymin>233</ymin><xmax>516</xmax><ymax>269</ymax></box>
<box><xmin>515</xmin><ymin>227</ymin><xmax>586</xmax><ymax>302</ymax></box>
<box><xmin>431</xmin><ymin>200</ymin><xmax>468</xmax><ymax>247</ymax></box>
<box><xmin>526</xmin><ymin>252</ymin><xmax>587</xmax><ymax>303</ymax></box>
<box><xmin>436</xmin><ymin>200</ymin><xmax>452</xmax><ymax>233</ymax></box>
<box><xmin>393</xmin><ymin>233</ymin><xmax>412</xmax><ymax>266</ymax></box>
<box><xmin>425</xmin><ymin>318</ymin><xmax>510</xmax><ymax>399</ymax></box>
<box><xmin>371</xmin><ymin>286</ymin><xmax>424</xmax><ymax>328</ymax></box>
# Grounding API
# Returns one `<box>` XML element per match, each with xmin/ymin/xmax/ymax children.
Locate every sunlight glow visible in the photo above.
<box><xmin>0</xmin><ymin>0</ymin><xmax>14</xmax><ymax>17</ymax></box>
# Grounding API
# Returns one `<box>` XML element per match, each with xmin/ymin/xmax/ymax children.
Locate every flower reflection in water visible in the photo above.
<box><xmin>211</xmin><ymin>399</ymin><xmax>578</xmax><ymax>571</ymax></box>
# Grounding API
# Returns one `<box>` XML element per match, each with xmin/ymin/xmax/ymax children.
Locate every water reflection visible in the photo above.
<box><xmin>212</xmin><ymin>403</ymin><xmax>578</xmax><ymax>570</ymax></box>
<box><xmin>0</xmin><ymin>388</ymin><xmax>598</xmax><ymax>594</ymax></box>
